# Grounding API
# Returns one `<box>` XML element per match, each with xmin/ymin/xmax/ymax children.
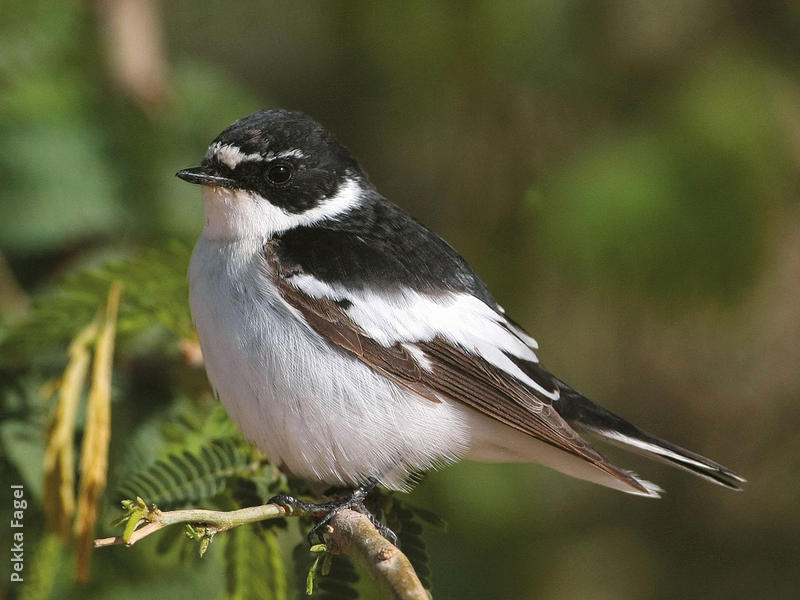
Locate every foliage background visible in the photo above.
<box><xmin>2</xmin><ymin>1</ymin><xmax>799</xmax><ymax>598</ymax></box>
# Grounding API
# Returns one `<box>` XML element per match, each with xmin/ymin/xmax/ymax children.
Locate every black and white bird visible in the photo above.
<box><xmin>177</xmin><ymin>109</ymin><xmax>744</xmax><ymax>532</ymax></box>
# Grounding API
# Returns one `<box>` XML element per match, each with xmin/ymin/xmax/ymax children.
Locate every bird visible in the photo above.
<box><xmin>177</xmin><ymin>109</ymin><xmax>744</xmax><ymax>539</ymax></box>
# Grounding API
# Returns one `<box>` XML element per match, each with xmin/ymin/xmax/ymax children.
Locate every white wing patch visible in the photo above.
<box><xmin>288</xmin><ymin>274</ymin><xmax>558</xmax><ymax>400</ymax></box>
<box><xmin>402</xmin><ymin>343</ymin><xmax>433</xmax><ymax>372</ymax></box>
<box><xmin>505</xmin><ymin>321</ymin><xmax>539</xmax><ymax>349</ymax></box>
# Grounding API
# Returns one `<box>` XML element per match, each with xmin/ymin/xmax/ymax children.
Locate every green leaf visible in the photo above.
<box><xmin>225</xmin><ymin>525</ymin><xmax>286</xmax><ymax>600</ymax></box>
<box><xmin>117</xmin><ymin>438</ymin><xmax>258</xmax><ymax>509</ymax></box>
<box><xmin>293</xmin><ymin>542</ymin><xmax>359</xmax><ymax>599</ymax></box>
<box><xmin>386</xmin><ymin>498</ymin><xmax>435</xmax><ymax>594</ymax></box>
<box><xmin>0</xmin><ymin>243</ymin><xmax>194</xmax><ymax>364</ymax></box>
<box><xmin>0</xmin><ymin>419</ymin><xmax>46</xmax><ymax>502</ymax></box>
<box><xmin>306</xmin><ymin>552</ymin><xmax>324</xmax><ymax>596</ymax></box>
<box><xmin>409</xmin><ymin>506</ymin><xmax>448</xmax><ymax>532</ymax></box>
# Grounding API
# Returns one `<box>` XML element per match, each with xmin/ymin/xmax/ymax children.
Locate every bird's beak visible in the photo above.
<box><xmin>175</xmin><ymin>165</ymin><xmax>236</xmax><ymax>188</ymax></box>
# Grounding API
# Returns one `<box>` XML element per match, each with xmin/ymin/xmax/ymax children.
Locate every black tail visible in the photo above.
<box><xmin>554</xmin><ymin>381</ymin><xmax>746</xmax><ymax>490</ymax></box>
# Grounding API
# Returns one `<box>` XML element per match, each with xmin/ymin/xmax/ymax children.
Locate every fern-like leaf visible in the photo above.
<box><xmin>226</xmin><ymin>525</ymin><xmax>287</xmax><ymax>600</ymax></box>
<box><xmin>0</xmin><ymin>243</ymin><xmax>193</xmax><ymax>363</ymax></box>
<box><xmin>116</xmin><ymin>438</ymin><xmax>257</xmax><ymax>508</ymax></box>
<box><xmin>386</xmin><ymin>499</ymin><xmax>436</xmax><ymax>594</ymax></box>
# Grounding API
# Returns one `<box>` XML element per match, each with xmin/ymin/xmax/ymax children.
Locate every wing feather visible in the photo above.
<box><xmin>265</xmin><ymin>241</ymin><xmax>653</xmax><ymax>494</ymax></box>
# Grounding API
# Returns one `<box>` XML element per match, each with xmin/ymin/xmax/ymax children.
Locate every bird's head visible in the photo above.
<box><xmin>177</xmin><ymin>109</ymin><xmax>368</xmax><ymax>240</ymax></box>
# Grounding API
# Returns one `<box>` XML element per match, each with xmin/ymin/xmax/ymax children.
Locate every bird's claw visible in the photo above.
<box><xmin>268</xmin><ymin>481</ymin><xmax>398</xmax><ymax>546</ymax></box>
<box><xmin>268</xmin><ymin>492</ymin><xmax>320</xmax><ymax>515</ymax></box>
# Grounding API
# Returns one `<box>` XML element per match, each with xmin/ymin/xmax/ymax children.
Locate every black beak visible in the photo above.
<box><xmin>175</xmin><ymin>166</ymin><xmax>236</xmax><ymax>188</ymax></box>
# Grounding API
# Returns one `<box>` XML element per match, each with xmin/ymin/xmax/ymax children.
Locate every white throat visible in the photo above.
<box><xmin>200</xmin><ymin>178</ymin><xmax>363</xmax><ymax>241</ymax></box>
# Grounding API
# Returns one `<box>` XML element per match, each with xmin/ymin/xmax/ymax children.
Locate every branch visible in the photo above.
<box><xmin>94</xmin><ymin>501</ymin><xmax>428</xmax><ymax>599</ymax></box>
<box><xmin>325</xmin><ymin>508</ymin><xmax>428</xmax><ymax>600</ymax></box>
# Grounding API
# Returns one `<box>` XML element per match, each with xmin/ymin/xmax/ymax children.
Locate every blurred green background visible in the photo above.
<box><xmin>2</xmin><ymin>1</ymin><xmax>799</xmax><ymax>599</ymax></box>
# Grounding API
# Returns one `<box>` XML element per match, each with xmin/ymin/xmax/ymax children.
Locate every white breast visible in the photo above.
<box><xmin>188</xmin><ymin>235</ymin><xmax>470</xmax><ymax>490</ymax></box>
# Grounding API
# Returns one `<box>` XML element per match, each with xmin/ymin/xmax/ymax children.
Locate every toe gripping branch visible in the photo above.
<box><xmin>269</xmin><ymin>478</ymin><xmax>398</xmax><ymax>546</ymax></box>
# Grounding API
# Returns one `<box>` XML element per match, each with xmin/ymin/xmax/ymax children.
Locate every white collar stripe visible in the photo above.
<box><xmin>201</xmin><ymin>178</ymin><xmax>364</xmax><ymax>240</ymax></box>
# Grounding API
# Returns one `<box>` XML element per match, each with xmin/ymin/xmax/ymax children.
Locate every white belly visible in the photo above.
<box><xmin>188</xmin><ymin>236</ymin><xmax>470</xmax><ymax>490</ymax></box>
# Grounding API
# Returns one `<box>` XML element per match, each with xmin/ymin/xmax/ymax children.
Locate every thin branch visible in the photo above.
<box><xmin>94</xmin><ymin>502</ymin><xmax>427</xmax><ymax>599</ymax></box>
<box><xmin>93</xmin><ymin>503</ymin><xmax>287</xmax><ymax>547</ymax></box>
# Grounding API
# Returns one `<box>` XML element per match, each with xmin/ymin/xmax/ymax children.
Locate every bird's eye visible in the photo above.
<box><xmin>267</xmin><ymin>163</ymin><xmax>293</xmax><ymax>185</ymax></box>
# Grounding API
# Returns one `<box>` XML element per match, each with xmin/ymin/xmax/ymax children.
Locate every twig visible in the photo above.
<box><xmin>94</xmin><ymin>502</ymin><xmax>427</xmax><ymax>599</ymax></box>
<box><xmin>93</xmin><ymin>503</ymin><xmax>287</xmax><ymax>548</ymax></box>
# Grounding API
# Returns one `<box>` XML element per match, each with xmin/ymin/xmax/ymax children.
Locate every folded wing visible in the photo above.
<box><xmin>264</xmin><ymin>240</ymin><xmax>659</xmax><ymax>497</ymax></box>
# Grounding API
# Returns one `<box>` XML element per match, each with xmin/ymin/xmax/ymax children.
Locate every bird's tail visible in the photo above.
<box><xmin>554</xmin><ymin>382</ymin><xmax>746</xmax><ymax>490</ymax></box>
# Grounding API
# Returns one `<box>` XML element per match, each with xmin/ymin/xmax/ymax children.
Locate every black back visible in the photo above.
<box><xmin>273</xmin><ymin>189</ymin><xmax>498</xmax><ymax>306</ymax></box>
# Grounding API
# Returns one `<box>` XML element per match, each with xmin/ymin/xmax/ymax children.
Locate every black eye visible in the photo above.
<box><xmin>267</xmin><ymin>163</ymin><xmax>293</xmax><ymax>185</ymax></box>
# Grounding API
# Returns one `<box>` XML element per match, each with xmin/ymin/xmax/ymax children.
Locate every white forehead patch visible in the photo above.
<box><xmin>207</xmin><ymin>142</ymin><xmax>263</xmax><ymax>169</ymax></box>
<box><xmin>206</xmin><ymin>143</ymin><xmax>307</xmax><ymax>169</ymax></box>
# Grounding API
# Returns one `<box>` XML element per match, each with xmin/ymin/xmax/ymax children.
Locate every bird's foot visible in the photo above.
<box><xmin>268</xmin><ymin>478</ymin><xmax>398</xmax><ymax>546</ymax></box>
